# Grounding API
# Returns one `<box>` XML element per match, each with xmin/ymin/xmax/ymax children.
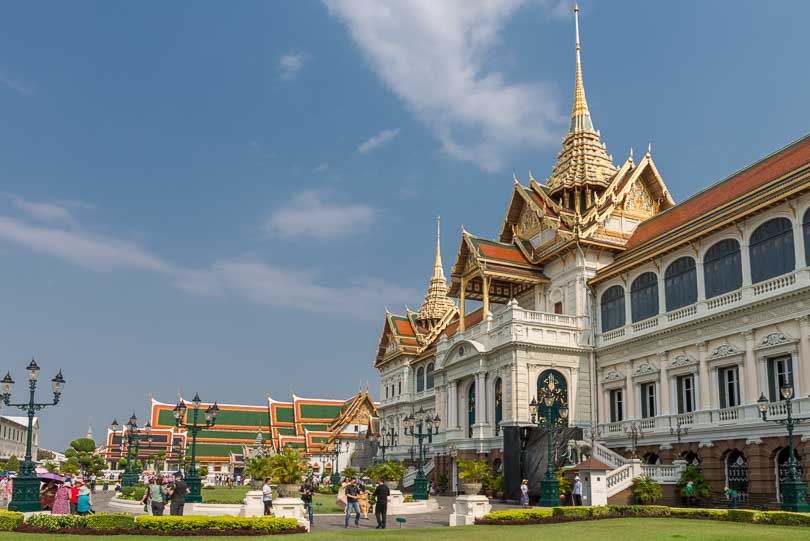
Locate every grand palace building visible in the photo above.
<box><xmin>375</xmin><ymin>5</ymin><xmax>810</xmax><ymax>507</ymax></box>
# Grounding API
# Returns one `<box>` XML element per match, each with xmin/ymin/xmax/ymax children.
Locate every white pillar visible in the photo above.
<box><xmin>793</xmin><ymin>220</ymin><xmax>806</xmax><ymax>270</ymax></box>
<box><xmin>697</xmin><ymin>342</ymin><xmax>710</xmax><ymax>410</ymax></box>
<box><xmin>657</xmin><ymin>274</ymin><xmax>666</xmax><ymax>315</ymax></box>
<box><xmin>740</xmin><ymin>239</ymin><xmax>752</xmax><ymax>287</ymax></box>
<box><xmin>743</xmin><ymin>330</ymin><xmax>758</xmax><ymax>403</ymax></box>
<box><xmin>596</xmin><ymin>372</ymin><xmax>605</xmax><ymax>424</ymax></box>
<box><xmin>659</xmin><ymin>352</ymin><xmax>670</xmax><ymax>415</ymax></box>
<box><xmin>624</xmin><ymin>365</ymin><xmax>636</xmax><ymax>419</ymax></box>
<box><xmin>696</xmin><ymin>258</ymin><xmax>706</xmax><ymax>302</ymax></box>
<box><xmin>798</xmin><ymin>316</ymin><xmax>810</xmax><ymax>398</ymax></box>
<box><xmin>474</xmin><ymin>373</ymin><xmax>485</xmax><ymax>426</ymax></box>
<box><xmin>624</xmin><ymin>289</ymin><xmax>632</xmax><ymax>327</ymax></box>
<box><xmin>448</xmin><ymin>382</ymin><xmax>458</xmax><ymax>429</ymax></box>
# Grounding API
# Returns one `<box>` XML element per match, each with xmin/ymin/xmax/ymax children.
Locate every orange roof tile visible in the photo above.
<box><xmin>393</xmin><ymin>318</ymin><xmax>416</xmax><ymax>336</ymax></box>
<box><xmin>444</xmin><ymin>308</ymin><xmax>485</xmax><ymax>338</ymax></box>
<box><xmin>625</xmin><ymin>136</ymin><xmax>810</xmax><ymax>251</ymax></box>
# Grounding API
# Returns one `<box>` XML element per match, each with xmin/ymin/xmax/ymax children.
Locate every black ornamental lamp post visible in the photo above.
<box><xmin>529</xmin><ymin>391</ymin><xmax>569</xmax><ymax>508</ymax></box>
<box><xmin>1</xmin><ymin>360</ymin><xmax>65</xmax><ymax>512</ymax></box>
<box><xmin>325</xmin><ymin>440</ymin><xmax>350</xmax><ymax>488</ymax></box>
<box><xmin>115</xmin><ymin>414</ymin><xmax>151</xmax><ymax>487</ymax></box>
<box><xmin>173</xmin><ymin>394</ymin><xmax>219</xmax><ymax>503</ymax></box>
<box><xmin>625</xmin><ymin>420</ymin><xmax>643</xmax><ymax>459</ymax></box>
<box><xmin>757</xmin><ymin>383</ymin><xmax>810</xmax><ymax>513</ymax></box>
<box><xmin>403</xmin><ymin>407</ymin><xmax>440</xmax><ymax>501</ymax></box>
<box><xmin>371</xmin><ymin>425</ymin><xmax>398</xmax><ymax>463</ymax></box>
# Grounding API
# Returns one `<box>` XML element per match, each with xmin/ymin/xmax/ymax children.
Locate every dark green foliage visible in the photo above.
<box><xmin>632</xmin><ymin>475</ymin><xmax>663</xmax><ymax>504</ymax></box>
<box><xmin>676</xmin><ymin>465</ymin><xmax>712</xmax><ymax>501</ymax></box>
<box><xmin>85</xmin><ymin>513</ymin><xmax>137</xmax><ymax>530</ymax></box>
<box><xmin>0</xmin><ymin>510</ymin><xmax>24</xmax><ymax>531</ymax></box>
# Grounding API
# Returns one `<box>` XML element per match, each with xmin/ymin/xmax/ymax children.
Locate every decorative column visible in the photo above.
<box><xmin>659</xmin><ymin>352</ymin><xmax>670</xmax><ymax>415</ymax></box>
<box><xmin>482</xmin><ymin>276</ymin><xmax>491</xmax><ymax>318</ymax></box>
<box><xmin>447</xmin><ymin>382</ymin><xmax>458</xmax><ymax>429</ymax></box>
<box><xmin>474</xmin><ymin>373</ymin><xmax>486</xmax><ymax>427</ymax></box>
<box><xmin>696</xmin><ymin>258</ymin><xmax>706</xmax><ymax>302</ymax></box>
<box><xmin>740</xmin><ymin>239</ymin><xmax>752</xmax><ymax>287</ymax></box>
<box><xmin>624</xmin><ymin>364</ymin><xmax>636</xmax><ymax>419</ymax></box>
<box><xmin>697</xmin><ymin>342</ymin><xmax>710</xmax><ymax>410</ymax></box>
<box><xmin>657</xmin><ymin>274</ymin><xmax>666</xmax><ymax>316</ymax></box>
<box><xmin>596</xmin><ymin>371</ymin><xmax>605</xmax><ymax>424</ymax></box>
<box><xmin>798</xmin><ymin>316</ymin><xmax>810</xmax><ymax>397</ymax></box>
<box><xmin>793</xmin><ymin>220</ymin><xmax>806</xmax><ymax>271</ymax></box>
<box><xmin>743</xmin><ymin>331</ymin><xmax>758</xmax><ymax>403</ymax></box>
<box><xmin>624</xmin><ymin>289</ymin><xmax>632</xmax><ymax>330</ymax></box>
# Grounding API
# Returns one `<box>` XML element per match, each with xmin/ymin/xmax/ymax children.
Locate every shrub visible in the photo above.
<box><xmin>553</xmin><ymin>506</ymin><xmax>610</xmax><ymax>518</ymax></box>
<box><xmin>457</xmin><ymin>458</ymin><xmax>491</xmax><ymax>484</ymax></box>
<box><xmin>609</xmin><ymin>505</ymin><xmax>670</xmax><ymax>517</ymax></box>
<box><xmin>481</xmin><ymin>508</ymin><xmax>554</xmax><ymax>523</ymax></box>
<box><xmin>670</xmin><ymin>507</ymin><xmax>728</xmax><ymax>520</ymax></box>
<box><xmin>135</xmin><ymin>515</ymin><xmax>300</xmax><ymax>532</ymax></box>
<box><xmin>676</xmin><ymin>466</ymin><xmax>711</xmax><ymax>502</ymax></box>
<box><xmin>365</xmin><ymin>460</ymin><xmax>405</xmax><ymax>483</ymax></box>
<box><xmin>270</xmin><ymin>448</ymin><xmax>307</xmax><ymax>484</ymax></box>
<box><xmin>755</xmin><ymin>511</ymin><xmax>810</xmax><ymax>526</ymax></box>
<box><xmin>727</xmin><ymin>509</ymin><xmax>760</xmax><ymax>523</ymax></box>
<box><xmin>556</xmin><ymin>470</ymin><xmax>572</xmax><ymax>497</ymax></box>
<box><xmin>27</xmin><ymin>513</ymin><xmax>87</xmax><ymax>531</ymax></box>
<box><xmin>85</xmin><ymin>513</ymin><xmax>136</xmax><ymax>530</ymax></box>
<box><xmin>0</xmin><ymin>510</ymin><xmax>24</xmax><ymax>531</ymax></box>
<box><xmin>120</xmin><ymin>486</ymin><xmax>146</xmax><ymax>501</ymax></box>
<box><xmin>632</xmin><ymin>475</ymin><xmax>663</xmax><ymax>505</ymax></box>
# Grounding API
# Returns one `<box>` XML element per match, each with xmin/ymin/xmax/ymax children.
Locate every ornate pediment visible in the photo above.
<box><xmin>622</xmin><ymin>180</ymin><xmax>656</xmax><ymax>216</ymax></box>
<box><xmin>708</xmin><ymin>344</ymin><xmax>742</xmax><ymax>361</ymax></box>
<box><xmin>669</xmin><ymin>354</ymin><xmax>697</xmax><ymax>369</ymax></box>
<box><xmin>517</xmin><ymin>207</ymin><xmax>542</xmax><ymax>237</ymax></box>
<box><xmin>758</xmin><ymin>332</ymin><xmax>795</xmax><ymax>348</ymax></box>
<box><xmin>632</xmin><ymin>362</ymin><xmax>658</xmax><ymax>377</ymax></box>
<box><xmin>602</xmin><ymin>368</ymin><xmax>624</xmax><ymax>383</ymax></box>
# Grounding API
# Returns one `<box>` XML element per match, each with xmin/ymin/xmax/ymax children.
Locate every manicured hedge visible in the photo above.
<box><xmin>756</xmin><ymin>511</ymin><xmax>810</xmax><ymax>526</ymax></box>
<box><xmin>27</xmin><ymin>514</ymin><xmax>87</xmax><ymax>531</ymax></box>
<box><xmin>478</xmin><ymin>508</ymin><xmax>554</xmax><ymax>523</ymax></box>
<box><xmin>135</xmin><ymin>515</ymin><xmax>300</xmax><ymax>533</ymax></box>
<box><xmin>86</xmin><ymin>513</ymin><xmax>137</xmax><ymax>530</ymax></box>
<box><xmin>727</xmin><ymin>509</ymin><xmax>760</xmax><ymax>523</ymax></box>
<box><xmin>670</xmin><ymin>507</ymin><xmax>728</xmax><ymax>519</ymax></box>
<box><xmin>0</xmin><ymin>510</ymin><xmax>24</xmax><ymax>531</ymax></box>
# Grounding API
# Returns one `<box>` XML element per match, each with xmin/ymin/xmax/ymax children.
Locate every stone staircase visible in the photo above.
<box><xmin>402</xmin><ymin>459</ymin><xmax>435</xmax><ymax>488</ymax></box>
<box><xmin>586</xmin><ymin>441</ymin><xmax>686</xmax><ymax>498</ymax></box>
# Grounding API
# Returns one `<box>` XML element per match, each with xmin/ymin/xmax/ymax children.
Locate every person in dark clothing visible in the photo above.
<box><xmin>344</xmin><ymin>478</ymin><xmax>361</xmax><ymax>528</ymax></box>
<box><xmin>300</xmin><ymin>480</ymin><xmax>314</xmax><ymax>525</ymax></box>
<box><xmin>373</xmin><ymin>479</ymin><xmax>390</xmax><ymax>529</ymax></box>
<box><xmin>167</xmin><ymin>472</ymin><xmax>190</xmax><ymax>516</ymax></box>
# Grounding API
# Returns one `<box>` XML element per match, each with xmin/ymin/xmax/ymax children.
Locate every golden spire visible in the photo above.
<box><xmin>569</xmin><ymin>2</ymin><xmax>593</xmax><ymax>133</ymax></box>
<box><xmin>417</xmin><ymin>216</ymin><xmax>455</xmax><ymax>330</ymax></box>
<box><xmin>546</xmin><ymin>1</ymin><xmax>617</xmax><ymax>198</ymax></box>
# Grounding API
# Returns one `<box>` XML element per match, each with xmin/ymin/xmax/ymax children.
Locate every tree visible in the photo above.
<box><xmin>677</xmin><ymin>465</ymin><xmax>712</xmax><ymax>502</ymax></box>
<box><xmin>341</xmin><ymin>466</ymin><xmax>358</xmax><ymax>480</ymax></box>
<box><xmin>7</xmin><ymin>455</ymin><xmax>20</xmax><ymax>472</ymax></box>
<box><xmin>632</xmin><ymin>475</ymin><xmax>662</xmax><ymax>504</ymax></box>
<box><xmin>37</xmin><ymin>449</ymin><xmax>56</xmax><ymax>461</ymax></box>
<box><xmin>64</xmin><ymin>438</ymin><xmax>106</xmax><ymax>476</ymax></box>
<box><xmin>244</xmin><ymin>456</ymin><xmax>273</xmax><ymax>483</ymax></box>
<box><xmin>269</xmin><ymin>448</ymin><xmax>307</xmax><ymax>484</ymax></box>
<box><xmin>198</xmin><ymin>465</ymin><xmax>209</xmax><ymax>478</ymax></box>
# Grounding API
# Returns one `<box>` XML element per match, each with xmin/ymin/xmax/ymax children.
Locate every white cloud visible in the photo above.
<box><xmin>357</xmin><ymin>128</ymin><xmax>400</xmax><ymax>154</ymax></box>
<box><xmin>314</xmin><ymin>162</ymin><xmax>329</xmax><ymax>173</ymax></box>
<box><xmin>0</xmin><ymin>71</ymin><xmax>33</xmax><ymax>96</ymax></box>
<box><xmin>10</xmin><ymin>196</ymin><xmax>76</xmax><ymax>225</ymax></box>
<box><xmin>263</xmin><ymin>190</ymin><xmax>376</xmax><ymax>240</ymax></box>
<box><xmin>279</xmin><ymin>51</ymin><xmax>308</xmax><ymax>81</ymax></box>
<box><xmin>324</xmin><ymin>0</ymin><xmax>567</xmax><ymax>171</ymax></box>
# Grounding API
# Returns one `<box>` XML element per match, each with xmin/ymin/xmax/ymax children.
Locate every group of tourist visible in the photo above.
<box><xmin>341</xmin><ymin>477</ymin><xmax>390</xmax><ymax>529</ymax></box>
<box><xmin>519</xmin><ymin>476</ymin><xmax>584</xmax><ymax>507</ymax></box>
<box><xmin>38</xmin><ymin>478</ymin><xmax>94</xmax><ymax>515</ymax></box>
<box><xmin>139</xmin><ymin>472</ymin><xmax>190</xmax><ymax>516</ymax></box>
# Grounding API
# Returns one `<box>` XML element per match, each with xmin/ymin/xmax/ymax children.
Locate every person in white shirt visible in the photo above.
<box><xmin>261</xmin><ymin>478</ymin><xmax>273</xmax><ymax>515</ymax></box>
<box><xmin>572</xmin><ymin>476</ymin><xmax>583</xmax><ymax>506</ymax></box>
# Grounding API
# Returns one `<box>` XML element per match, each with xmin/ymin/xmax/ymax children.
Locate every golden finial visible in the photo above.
<box><xmin>569</xmin><ymin>1</ymin><xmax>592</xmax><ymax>133</ymax></box>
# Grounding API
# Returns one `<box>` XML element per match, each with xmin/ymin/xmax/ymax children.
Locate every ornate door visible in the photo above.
<box><xmin>536</xmin><ymin>369</ymin><xmax>568</xmax><ymax>423</ymax></box>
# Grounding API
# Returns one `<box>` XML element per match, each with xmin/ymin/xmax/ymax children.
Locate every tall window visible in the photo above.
<box><xmin>398</xmin><ymin>381</ymin><xmax>401</xmax><ymax>395</ymax></box>
<box><xmin>385</xmin><ymin>386</ymin><xmax>389</xmax><ymax>399</ymax></box>
<box><xmin>718</xmin><ymin>366</ymin><xmax>740</xmax><ymax>409</ymax></box>
<box><xmin>468</xmin><ymin>383</ymin><xmax>476</xmax><ymax>438</ymax></box>
<box><xmin>601</xmin><ymin>285</ymin><xmax>625</xmax><ymax>332</ymax></box>
<box><xmin>704</xmin><ymin>239</ymin><xmax>742</xmax><ymax>298</ymax></box>
<box><xmin>609</xmin><ymin>389</ymin><xmax>624</xmax><ymax>423</ymax></box>
<box><xmin>677</xmin><ymin>374</ymin><xmax>695</xmax><ymax>414</ymax></box>
<box><xmin>767</xmin><ymin>355</ymin><xmax>793</xmax><ymax>402</ymax></box>
<box><xmin>554</xmin><ymin>302</ymin><xmax>563</xmax><ymax>315</ymax></box>
<box><xmin>494</xmin><ymin>378</ymin><xmax>503</xmax><ymax>436</ymax></box>
<box><xmin>641</xmin><ymin>382</ymin><xmax>656</xmax><ymax>418</ymax></box>
<box><xmin>426</xmin><ymin>363</ymin><xmax>435</xmax><ymax>390</ymax></box>
<box><xmin>750</xmin><ymin>218</ymin><xmax>795</xmax><ymax>283</ymax></box>
<box><xmin>804</xmin><ymin>209</ymin><xmax>810</xmax><ymax>266</ymax></box>
<box><xmin>416</xmin><ymin>367</ymin><xmax>425</xmax><ymax>393</ymax></box>
<box><xmin>631</xmin><ymin>272</ymin><xmax>659</xmax><ymax>322</ymax></box>
<box><xmin>665</xmin><ymin>257</ymin><xmax>697</xmax><ymax>311</ymax></box>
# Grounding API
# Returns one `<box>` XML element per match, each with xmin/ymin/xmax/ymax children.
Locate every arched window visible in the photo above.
<box><xmin>467</xmin><ymin>382</ymin><xmax>476</xmax><ymax>438</ymax></box>
<box><xmin>416</xmin><ymin>367</ymin><xmax>425</xmax><ymax>393</ymax></box>
<box><xmin>601</xmin><ymin>285</ymin><xmax>625</xmax><ymax>332</ymax></box>
<box><xmin>803</xmin><ymin>209</ymin><xmax>810</xmax><ymax>266</ymax></box>
<box><xmin>750</xmin><ymin>218</ymin><xmax>795</xmax><ymax>283</ymax></box>
<box><xmin>426</xmin><ymin>363</ymin><xmax>435</xmax><ymax>390</ymax></box>
<box><xmin>665</xmin><ymin>257</ymin><xmax>697</xmax><ymax>311</ymax></box>
<box><xmin>679</xmin><ymin>451</ymin><xmax>700</xmax><ymax>466</ymax></box>
<box><xmin>494</xmin><ymin>378</ymin><xmax>503</xmax><ymax>435</ymax></box>
<box><xmin>643</xmin><ymin>453</ymin><xmax>661</xmax><ymax>465</ymax></box>
<box><xmin>631</xmin><ymin>272</ymin><xmax>659</xmax><ymax>322</ymax></box>
<box><xmin>704</xmin><ymin>239</ymin><xmax>742</xmax><ymax>298</ymax></box>
<box><xmin>777</xmin><ymin>447</ymin><xmax>803</xmax><ymax>503</ymax></box>
<box><xmin>725</xmin><ymin>450</ymin><xmax>749</xmax><ymax>503</ymax></box>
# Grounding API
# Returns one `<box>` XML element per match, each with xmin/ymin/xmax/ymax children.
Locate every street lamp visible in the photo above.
<box><xmin>625</xmin><ymin>421</ymin><xmax>643</xmax><ymax>459</ymax></box>
<box><xmin>670</xmin><ymin>416</ymin><xmax>689</xmax><ymax>444</ymax></box>
<box><xmin>529</xmin><ymin>391</ymin><xmax>569</xmax><ymax>507</ymax></box>
<box><xmin>173</xmin><ymin>393</ymin><xmax>219</xmax><ymax>503</ymax></box>
<box><xmin>325</xmin><ymin>440</ymin><xmax>350</xmax><ymax>488</ymax></box>
<box><xmin>403</xmin><ymin>407</ymin><xmax>440</xmax><ymax>501</ymax></box>
<box><xmin>116</xmin><ymin>414</ymin><xmax>149</xmax><ymax>487</ymax></box>
<box><xmin>1</xmin><ymin>360</ymin><xmax>65</xmax><ymax>512</ymax></box>
<box><xmin>371</xmin><ymin>426</ymin><xmax>398</xmax><ymax>463</ymax></box>
<box><xmin>757</xmin><ymin>381</ymin><xmax>810</xmax><ymax>512</ymax></box>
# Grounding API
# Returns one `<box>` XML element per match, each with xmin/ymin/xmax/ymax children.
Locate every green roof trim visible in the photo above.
<box><xmin>301</xmin><ymin>424</ymin><xmax>329</xmax><ymax>432</ymax></box>
<box><xmin>194</xmin><ymin>443</ymin><xmax>244</xmax><ymax>458</ymax></box>
<box><xmin>198</xmin><ymin>430</ymin><xmax>264</xmax><ymax>441</ymax></box>
<box><xmin>276</xmin><ymin>427</ymin><xmax>296</xmax><ymax>436</ymax></box>
<box><xmin>299</xmin><ymin>404</ymin><xmax>342</xmax><ymax>420</ymax></box>
<box><xmin>274</xmin><ymin>406</ymin><xmax>295</xmax><ymax>424</ymax></box>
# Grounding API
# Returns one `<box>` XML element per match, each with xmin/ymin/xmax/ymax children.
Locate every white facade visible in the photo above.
<box><xmin>0</xmin><ymin>415</ymin><xmax>39</xmax><ymax>461</ymax></box>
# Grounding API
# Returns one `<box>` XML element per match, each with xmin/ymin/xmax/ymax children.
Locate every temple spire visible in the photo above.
<box><xmin>569</xmin><ymin>2</ymin><xmax>593</xmax><ymax>133</ymax></box>
<box><xmin>416</xmin><ymin>216</ymin><xmax>455</xmax><ymax>330</ymax></box>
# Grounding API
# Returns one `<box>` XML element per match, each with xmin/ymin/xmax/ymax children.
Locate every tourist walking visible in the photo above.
<box><xmin>572</xmin><ymin>476</ymin><xmax>583</xmax><ymax>506</ymax></box>
<box><xmin>52</xmin><ymin>482</ymin><xmax>70</xmax><ymax>515</ymax></box>
<box><xmin>143</xmin><ymin>477</ymin><xmax>166</xmax><ymax>516</ymax></box>
<box><xmin>344</xmin><ymin>478</ymin><xmax>361</xmax><ymax>528</ymax></box>
<box><xmin>167</xmin><ymin>472</ymin><xmax>189</xmax><ymax>516</ymax></box>
<box><xmin>76</xmin><ymin>480</ymin><xmax>93</xmax><ymax>515</ymax></box>
<box><xmin>262</xmin><ymin>478</ymin><xmax>273</xmax><ymax>516</ymax></box>
<box><xmin>373</xmin><ymin>479</ymin><xmax>389</xmax><ymax>529</ymax></box>
<box><xmin>519</xmin><ymin>479</ymin><xmax>529</xmax><ymax>507</ymax></box>
<box><xmin>300</xmin><ymin>479</ymin><xmax>314</xmax><ymax>526</ymax></box>
<box><xmin>69</xmin><ymin>480</ymin><xmax>80</xmax><ymax>514</ymax></box>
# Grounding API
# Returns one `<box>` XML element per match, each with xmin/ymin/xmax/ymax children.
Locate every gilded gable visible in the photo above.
<box><xmin>622</xmin><ymin>180</ymin><xmax>656</xmax><ymax>217</ymax></box>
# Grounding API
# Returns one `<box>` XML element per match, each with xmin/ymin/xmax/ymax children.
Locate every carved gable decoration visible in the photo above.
<box><xmin>632</xmin><ymin>362</ymin><xmax>658</xmax><ymax>377</ymax></box>
<box><xmin>757</xmin><ymin>332</ymin><xmax>795</xmax><ymax>349</ymax></box>
<box><xmin>708</xmin><ymin>344</ymin><xmax>742</xmax><ymax>361</ymax></box>
<box><xmin>622</xmin><ymin>180</ymin><xmax>655</xmax><ymax>215</ymax></box>
<box><xmin>602</xmin><ymin>368</ymin><xmax>624</xmax><ymax>383</ymax></box>
<box><xmin>517</xmin><ymin>207</ymin><xmax>541</xmax><ymax>237</ymax></box>
<box><xmin>669</xmin><ymin>354</ymin><xmax>697</xmax><ymax>369</ymax></box>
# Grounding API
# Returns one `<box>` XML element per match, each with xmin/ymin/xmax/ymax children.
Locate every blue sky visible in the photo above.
<box><xmin>0</xmin><ymin>1</ymin><xmax>808</xmax><ymax>450</ymax></box>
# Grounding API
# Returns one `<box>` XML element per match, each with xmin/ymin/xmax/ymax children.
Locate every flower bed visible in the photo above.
<box><xmin>477</xmin><ymin>505</ymin><xmax>810</xmax><ymax>527</ymax></box>
<box><xmin>16</xmin><ymin>513</ymin><xmax>304</xmax><ymax>536</ymax></box>
<box><xmin>0</xmin><ymin>510</ymin><xmax>24</xmax><ymax>531</ymax></box>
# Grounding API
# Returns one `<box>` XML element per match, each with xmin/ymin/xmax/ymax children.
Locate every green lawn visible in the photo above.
<box><xmin>4</xmin><ymin>519</ymin><xmax>810</xmax><ymax>540</ymax></box>
<box><xmin>200</xmin><ymin>486</ymin><xmax>343</xmax><ymax>513</ymax></box>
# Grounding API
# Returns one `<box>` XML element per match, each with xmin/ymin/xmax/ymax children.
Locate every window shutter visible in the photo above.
<box><xmin>676</xmin><ymin>377</ymin><xmax>684</xmax><ymax>414</ymax></box>
<box><xmin>718</xmin><ymin>369</ymin><xmax>727</xmax><ymax>409</ymax></box>
<box><xmin>640</xmin><ymin>385</ymin><xmax>648</xmax><ymax>418</ymax></box>
<box><xmin>610</xmin><ymin>391</ymin><xmax>616</xmax><ymax>423</ymax></box>
<box><xmin>767</xmin><ymin>360</ymin><xmax>776</xmax><ymax>402</ymax></box>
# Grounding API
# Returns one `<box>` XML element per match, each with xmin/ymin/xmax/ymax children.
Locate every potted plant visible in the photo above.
<box><xmin>270</xmin><ymin>448</ymin><xmax>307</xmax><ymax>498</ymax></box>
<box><xmin>244</xmin><ymin>456</ymin><xmax>273</xmax><ymax>490</ymax></box>
<box><xmin>457</xmin><ymin>458</ymin><xmax>490</xmax><ymax>495</ymax></box>
<box><xmin>366</xmin><ymin>460</ymin><xmax>404</xmax><ymax>490</ymax></box>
